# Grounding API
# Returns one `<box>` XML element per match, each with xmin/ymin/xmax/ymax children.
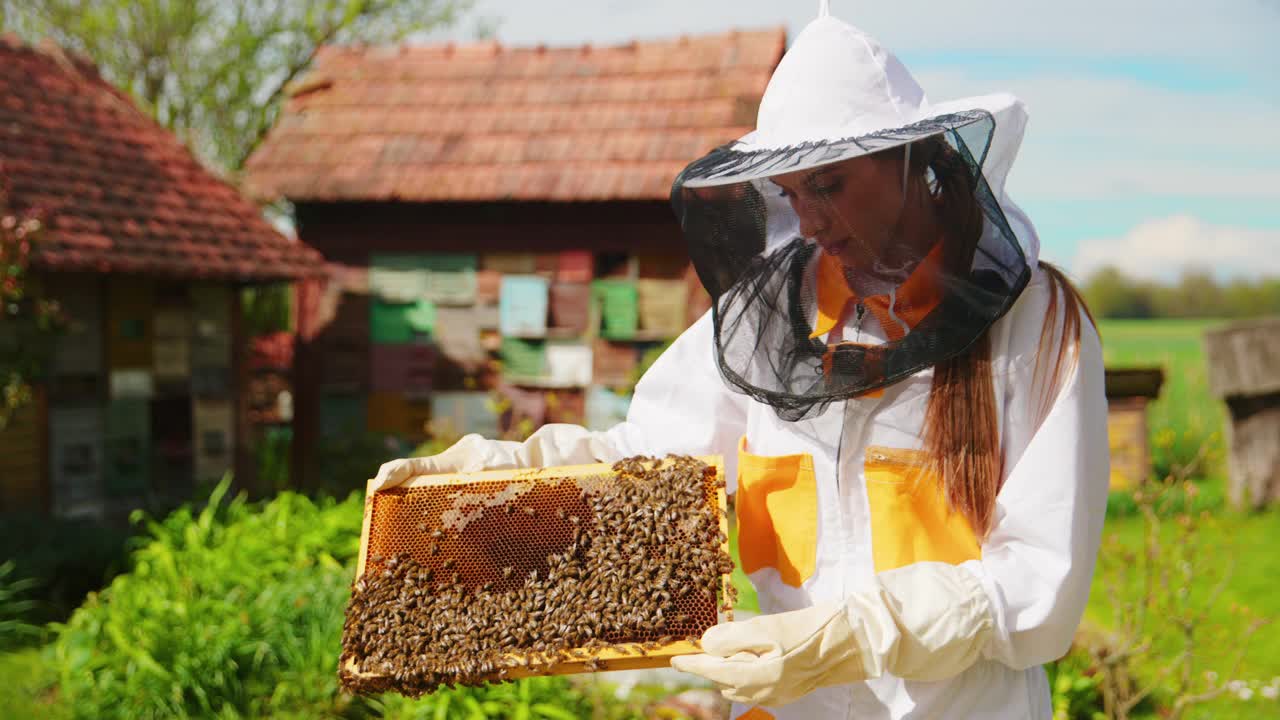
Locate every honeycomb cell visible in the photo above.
<box><xmin>340</xmin><ymin>454</ymin><xmax>733</xmax><ymax>696</ymax></box>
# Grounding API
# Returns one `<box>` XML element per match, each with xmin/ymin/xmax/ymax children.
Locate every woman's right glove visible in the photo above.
<box><xmin>671</xmin><ymin>562</ymin><xmax>994</xmax><ymax>706</ymax></box>
<box><xmin>369</xmin><ymin>423</ymin><xmax>622</xmax><ymax>493</ymax></box>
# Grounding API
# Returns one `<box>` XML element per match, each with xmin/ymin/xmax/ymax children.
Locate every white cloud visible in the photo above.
<box><xmin>1073</xmin><ymin>215</ymin><xmax>1280</xmax><ymax>281</ymax></box>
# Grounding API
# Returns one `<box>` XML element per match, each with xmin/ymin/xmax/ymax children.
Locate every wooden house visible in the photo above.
<box><xmin>244</xmin><ymin>29</ymin><xmax>786</xmax><ymax>490</ymax></box>
<box><xmin>0</xmin><ymin>36</ymin><xmax>324</xmax><ymax>520</ymax></box>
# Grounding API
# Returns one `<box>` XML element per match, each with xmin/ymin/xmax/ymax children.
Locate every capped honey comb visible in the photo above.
<box><xmin>340</xmin><ymin>454</ymin><xmax>733</xmax><ymax>696</ymax></box>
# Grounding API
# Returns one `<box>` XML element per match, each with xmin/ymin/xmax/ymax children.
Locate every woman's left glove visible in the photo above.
<box><xmin>670</xmin><ymin>562</ymin><xmax>993</xmax><ymax>707</ymax></box>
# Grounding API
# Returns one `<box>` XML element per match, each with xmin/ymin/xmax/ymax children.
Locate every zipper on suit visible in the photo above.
<box><xmin>834</xmin><ymin>397</ymin><xmax>850</xmax><ymax>601</ymax></box>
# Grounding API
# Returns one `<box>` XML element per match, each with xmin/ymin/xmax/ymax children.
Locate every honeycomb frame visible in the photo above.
<box><xmin>344</xmin><ymin>456</ymin><xmax>731</xmax><ymax>681</ymax></box>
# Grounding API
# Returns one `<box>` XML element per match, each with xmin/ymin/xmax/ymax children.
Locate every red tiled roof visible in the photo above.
<box><xmin>244</xmin><ymin>28</ymin><xmax>785</xmax><ymax>203</ymax></box>
<box><xmin>0</xmin><ymin>35</ymin><xmax>324</xmax><ymax>281</ymax></box>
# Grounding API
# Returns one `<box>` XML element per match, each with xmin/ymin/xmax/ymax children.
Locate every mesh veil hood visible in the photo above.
<box><xmin>670</xmin><ymin>6</ymin><xmax>1039</xmax><ymax>420</ymax></box>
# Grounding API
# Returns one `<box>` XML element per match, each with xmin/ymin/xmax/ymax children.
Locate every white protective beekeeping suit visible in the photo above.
<box><xmin>373</xmin><ymin>4</ymin><xmax>1109</xmax><ymax>718</ymax></box>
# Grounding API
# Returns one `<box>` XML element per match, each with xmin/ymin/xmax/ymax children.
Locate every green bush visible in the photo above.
<box><xmin>1104</xmin><ymin>476</ymin><xmax>1226</xmax><ymax>520</ymax></box>
<box><xmin>0</xmin><ymin>645</ymin><xmax>71</xmax><ymax>719</ymax></box>
<box><xmin>1046</xmin><ymin>648</ymin><xmax>1105</xmax><ymax>720</ymax></box>
<box><xmin>373</xmin><ymin>676</ymin><xmax>597</xmax><ymax>720</ymax></box>
<box><xmin>51</xmin><ymin>478</ymin><xmax>366</xmax><ymax>719</ymax></box>
<box><xmin>0</xmin><ymin>512</ymin><xmax>134</xmax><ymax>623</ymax></box>
<box><xmin>0</xmin><ymin>560</ymin><xmax>40</xmax><ymax>648</ymax></box>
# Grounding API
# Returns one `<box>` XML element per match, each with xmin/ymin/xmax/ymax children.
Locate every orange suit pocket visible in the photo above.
<box><xmin>864</xmin><ymin>446</ymin><xmax>981</xmax><ymax>573</ymax></box>
<box><xmin>736</xmin><ymin>436</ymin><xmax>818</xmax><ymax>588</ymax></box>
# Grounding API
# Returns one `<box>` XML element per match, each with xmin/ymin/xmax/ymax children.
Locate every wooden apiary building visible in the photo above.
<box><xmin>0</xmin><ymin>36</ymin><xmax>324</xmax><ymax>520</ymax></box>
<box><xmin>244</xmin><ymin>29</ymin><xmax>787</xmax><ymax>491</ymax></box>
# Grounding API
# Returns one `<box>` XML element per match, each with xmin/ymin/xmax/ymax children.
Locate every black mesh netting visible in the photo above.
<box><xmin>671</xmin><ymin>111</ymin><xmax>1031</xmax><ymax>421</ymax></box>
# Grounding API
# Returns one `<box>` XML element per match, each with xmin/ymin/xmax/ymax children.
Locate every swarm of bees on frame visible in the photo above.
<box><xmin>339</xmin><ymin>454</ymin><xmax>736</xmax><ymax>696</ymax></box>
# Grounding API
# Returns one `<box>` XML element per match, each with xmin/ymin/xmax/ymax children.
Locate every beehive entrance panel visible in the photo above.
<box><xmin>343</xmin><ymin>455</ymin><xmax>731</xmax><ymax>695</ymax></box>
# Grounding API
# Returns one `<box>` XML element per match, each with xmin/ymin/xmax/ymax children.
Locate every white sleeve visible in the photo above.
<box><xmin>606</xmin><ymin>310</ymin><xmax>750</xmax><ymax>484</ymax></box>
<box><xmin>961</xmin><ymin>275</ymin><xmax>1111</xmax><ymax>670</ymax></box>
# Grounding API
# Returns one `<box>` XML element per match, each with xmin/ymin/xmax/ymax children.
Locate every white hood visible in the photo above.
<box><xmin>698</xmin><ymin>6</ymin><xmax>1039</xmax><ymax>265</ymax></box>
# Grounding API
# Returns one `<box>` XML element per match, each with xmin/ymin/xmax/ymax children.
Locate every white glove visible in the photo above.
<box><xmin>369</xmin><ymin>424</ymin><xmax>622</xmax><ymax>492</ymax></box>
<box><xmin>671</xmin><ymin>562</ymin><xmax>993</xmax><ymax>706</ymax></box>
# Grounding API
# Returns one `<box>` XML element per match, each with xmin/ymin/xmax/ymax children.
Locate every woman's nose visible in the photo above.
<box><xmin>795</xmin><ymin>202</ymin><xmax>831</xmax><ymax>239</ymax></box>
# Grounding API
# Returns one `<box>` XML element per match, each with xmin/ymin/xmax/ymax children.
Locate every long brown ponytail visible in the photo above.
<box><xmin>912</xmin><ymin>138</ymin><xmax>1095</xmax><ymax>538</ymax></box>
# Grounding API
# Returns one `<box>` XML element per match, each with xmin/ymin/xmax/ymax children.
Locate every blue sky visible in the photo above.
<box><xmin>425</xmin><ymin>0</ymin><xmax>1280</xmax><ymax>282</ymax></box>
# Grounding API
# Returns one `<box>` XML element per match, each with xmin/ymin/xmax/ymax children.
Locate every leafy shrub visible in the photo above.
<box><xmin>374</xmin><ymin>676</ymin><xmax>598</xmax><ymax>720</ymax></box>
<box><xmin>1046</xmin><ymin>647</ymin><xmax>1105</xmax><ymax>720</ymax></box>
<box><xmin>51</xmin><ymin>478</ymin><xmax>365</xmax><ymax>719</ymax></box>
<box><xmin>1104</xmin><ymin>477</ymin><xmax>1225</xmax><ymax>520</ymax></box>
<box><xmin>1089</xmin><ymin>468</ymin><xmax>1272</xmax><ymax>719</ymax></box>
<box><xmin>1149</xmin><ymin>423</ymin><xmax>1223</xmax><ymax>487</ymax></box>
<box><xmin>0</xmin><ymin>559</ymin><xmax>40</xmax><ymax>648</ymax></box>
<box><xmin>0</xmin><ymin>645</ymin><xmax>71</xmax><ymax>719</ymax></box>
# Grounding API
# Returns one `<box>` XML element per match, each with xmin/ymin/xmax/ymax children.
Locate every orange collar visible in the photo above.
<box><xmin>810</xmin><ymin>242</ymin><xmax>945</xmax><ymax>343</ymax></box>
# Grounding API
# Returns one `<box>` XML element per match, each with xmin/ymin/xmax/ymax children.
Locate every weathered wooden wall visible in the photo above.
<box><xmin>289</xmin><ymin>200</ymin><xmax>699</xmax><ymax>492</ymax></box>
<box><xmin>1204</xmin><ymin>317</ymin><xmax>1280</xmax><ymax>398</ymax></box>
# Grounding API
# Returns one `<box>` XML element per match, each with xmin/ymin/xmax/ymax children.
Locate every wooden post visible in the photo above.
<box><xmin>231</xmin><ymin>284</ymin><xmax>257</xmax><ymax>496</ymax></box>
<box><xmin>1204</xmin><ymin>317</ymin><xmax>1280</xmax><ymax>510</ymax></box>
<box><xmin>290</xmin><ymin>275</ymin><xmax>325</xmax><ymax>493</ymax></box>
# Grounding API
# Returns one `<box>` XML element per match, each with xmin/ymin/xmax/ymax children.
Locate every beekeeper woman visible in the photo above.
<box><xmin>372</xmin><ymin>3</ymin><xmax>1109</xmax><ymax>718</ymax></box>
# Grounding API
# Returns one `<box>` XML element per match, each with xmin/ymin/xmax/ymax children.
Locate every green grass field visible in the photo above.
<box><xmin>1092</xmin><ymin>319</ymin><xmax>1279</xmax><ymax>717</ymax></box>
<box><xmin>1089</xmin><ymin>481</ymin><xmax>1280</xmax><ymax>719</ymax></box>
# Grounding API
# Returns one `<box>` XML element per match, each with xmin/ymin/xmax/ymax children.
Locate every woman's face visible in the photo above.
<box><xmin>771</xmin><ymin>152</ymin><xmax>917</xmax><ymax>281</ymax></box>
